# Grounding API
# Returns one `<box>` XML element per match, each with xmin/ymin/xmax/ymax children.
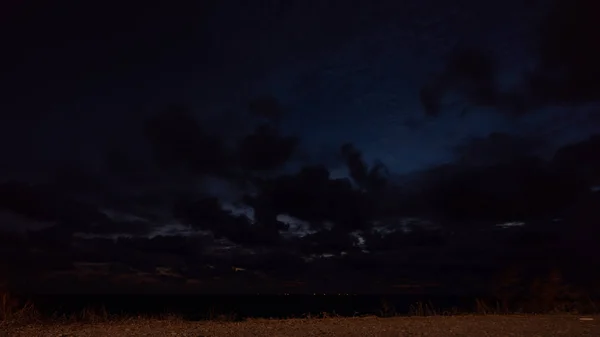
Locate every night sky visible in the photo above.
<box><xmin>1</xmin><ymin>0</ymin><xmax>599</xmax><ymax>295</ymax></box>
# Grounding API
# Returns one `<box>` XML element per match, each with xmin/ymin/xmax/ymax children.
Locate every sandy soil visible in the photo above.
<box><xmin>3</xmin><ymin>315</ymin><xmax>599</xmax><ymax>337</ymax></box>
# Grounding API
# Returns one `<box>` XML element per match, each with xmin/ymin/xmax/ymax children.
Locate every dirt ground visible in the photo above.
<box><xmin>3</xmin><ymin>315</ymin><xmax>599</xmax><ymax>337</ymax></box>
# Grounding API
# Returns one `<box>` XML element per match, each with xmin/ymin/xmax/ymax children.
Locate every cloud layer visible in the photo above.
<box><xmin>1</xmin><ymin>0</ymin><xmax>600</xmax><ymax>294</ymax></box>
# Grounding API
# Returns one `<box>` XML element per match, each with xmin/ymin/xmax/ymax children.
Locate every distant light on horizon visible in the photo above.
<box><xmin>496</xmin><ymin>221</ymin><xmax>525</xmax><ymax>229</ymax></box>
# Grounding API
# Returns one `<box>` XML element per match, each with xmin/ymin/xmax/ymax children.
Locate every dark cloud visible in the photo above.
<box><xmin>85</xmin><ymin>218</ymin><xmax>155</xmax><ymax>237</ymax></box>
<box><xmin>420</xmin><ymin>0</ymin><xmax>600</xmax><ymax>117</ymax></box>
<box><xmin>173</xmin><ymin>195</ymin><xmax>282</xmax><ymax>247</ymax></box>
<box><xmin>247</xmin><ymin>95</ymin><xmax>285</xmax><ymax>124</ymax></box>
<box><xmin>3</xmin><ymin>1</ymin><xmax>600</xmax><ymax>295</ymax></box>
<box><xmin>294</xmin><ymin>229</ymin><xmax>361</xmax><ymax>256</ymax></box>
<box><xmin>3</xmin><ymin>127</ymin><xmax>599</xmax><ymax>289</ymax></box>
<box><xmin>341</xmin><ymin>143</ymin><xmax>390</xmax><ymax>192</ymax></box>
<box><xmin>143</xmin><ymin>98</ymin><xmax>301</xmax><ymax>177</ymax></box>
<box><xmin>144</xmin><ymin>105</ymin><xmax>231</xmax><ymax>176</ymax></box>
<box><xmin>366</xmin><ymin>228</ymin><xmax>447</xmax><ymax>252</ymax></box>
<box><xmin>399</xmin><ymin>160</ymin><xmax>585</xmax><ymax>229</ymax></box>
<box><xmin>108</xmin><ymin>235</ymin><xmax>209</xmax><ymax>263</ymax></box>
<box><xmin>419</xmin><ymin>82</ymin><xmax>445</xmax><ymax>117</ymax></box>
<box><xmin>0</xmin><ymin>179</ymin><xmax>161</xmax><ymax>241</ymax></box>
<box><xmin>0</xmin><ymin>181</ymin><xmax>99</xmax><ymax>225</ymax></box>
<box><xmin>453</xmin><ymin>132</ymin><xmax>545</xmax><ymax>166</ymax></box>
<box><xmin>445</xmin><ymin>46</ymin><xmax>497</xmax><ymax>106</ymax></box>
<box><xmin>237</xmin><ymin>124</ymin><xmax>299</xmax><ymax>172</ymax></box>
<box><xmin>1</xmin><ymin>94</ymin><xmax>307</xmax><ymax>252</ymax></box>
<box><xmin>10</xmin><ymin>132</ymin><xmax>594</xmax><ymax>270</ymax></box>
<box><xmin>552</xmin><ymin>134</ymin><xmax>600</xmax><ymax>187</ymax></box>
<box><xmin>529</xmin><ymin>0</ymin><xmax>600</xmax><ymax>105</ymax></box>
<box><xmin>247</xmin><ymin>164</ymin><xmax>376</xmax><ymax>232</ymax></box>
<box><xmin>103</xmin><ymin>144</ymin><xmax>157</xmax><ymax>186</ymax></box>
<box><xmin>418</xmin><ymin>46</ymin><xmax>500</xmax><ymax>117</ymax></box>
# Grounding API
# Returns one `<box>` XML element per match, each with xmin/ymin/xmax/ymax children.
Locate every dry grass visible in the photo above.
<box><xmin>0</xmin><ymin>292</ymin><xmax>39</xmax><ymax>326</ymax></box>
<box><xmin>1</xmin><ymin>281</ymin><xmax>599</xmax><ymax>336</ymax></box>
<box><xmin>1</xmin><ymin>291</ymin><xmax>598</xmax><ymax>325</ymax></box>
<box><xmin>490</xmin><ymin>267</ymin><xmax>600</xmax><ymax>314</ymax></box>
<box><xmin>4</xmin><ymin>315</ymin><xmax>600</xmax><ymax>337</ymax></box>
<box><xmin>1</xmin><ymin>292</ymin><xmax>599</xmax><ymax>336</ymax></box>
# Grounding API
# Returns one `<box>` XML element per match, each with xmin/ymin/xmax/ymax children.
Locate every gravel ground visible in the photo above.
<box><xmin>3</xmin><ymin>315</ymin><xmax>599</xmax><ymax>337</ymax></box>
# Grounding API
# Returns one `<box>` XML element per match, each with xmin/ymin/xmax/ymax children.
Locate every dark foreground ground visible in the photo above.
<box><xmin>4</xmin><ymin>315</ymin><xmax>599</xmax><ymax>337</ymax></box>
